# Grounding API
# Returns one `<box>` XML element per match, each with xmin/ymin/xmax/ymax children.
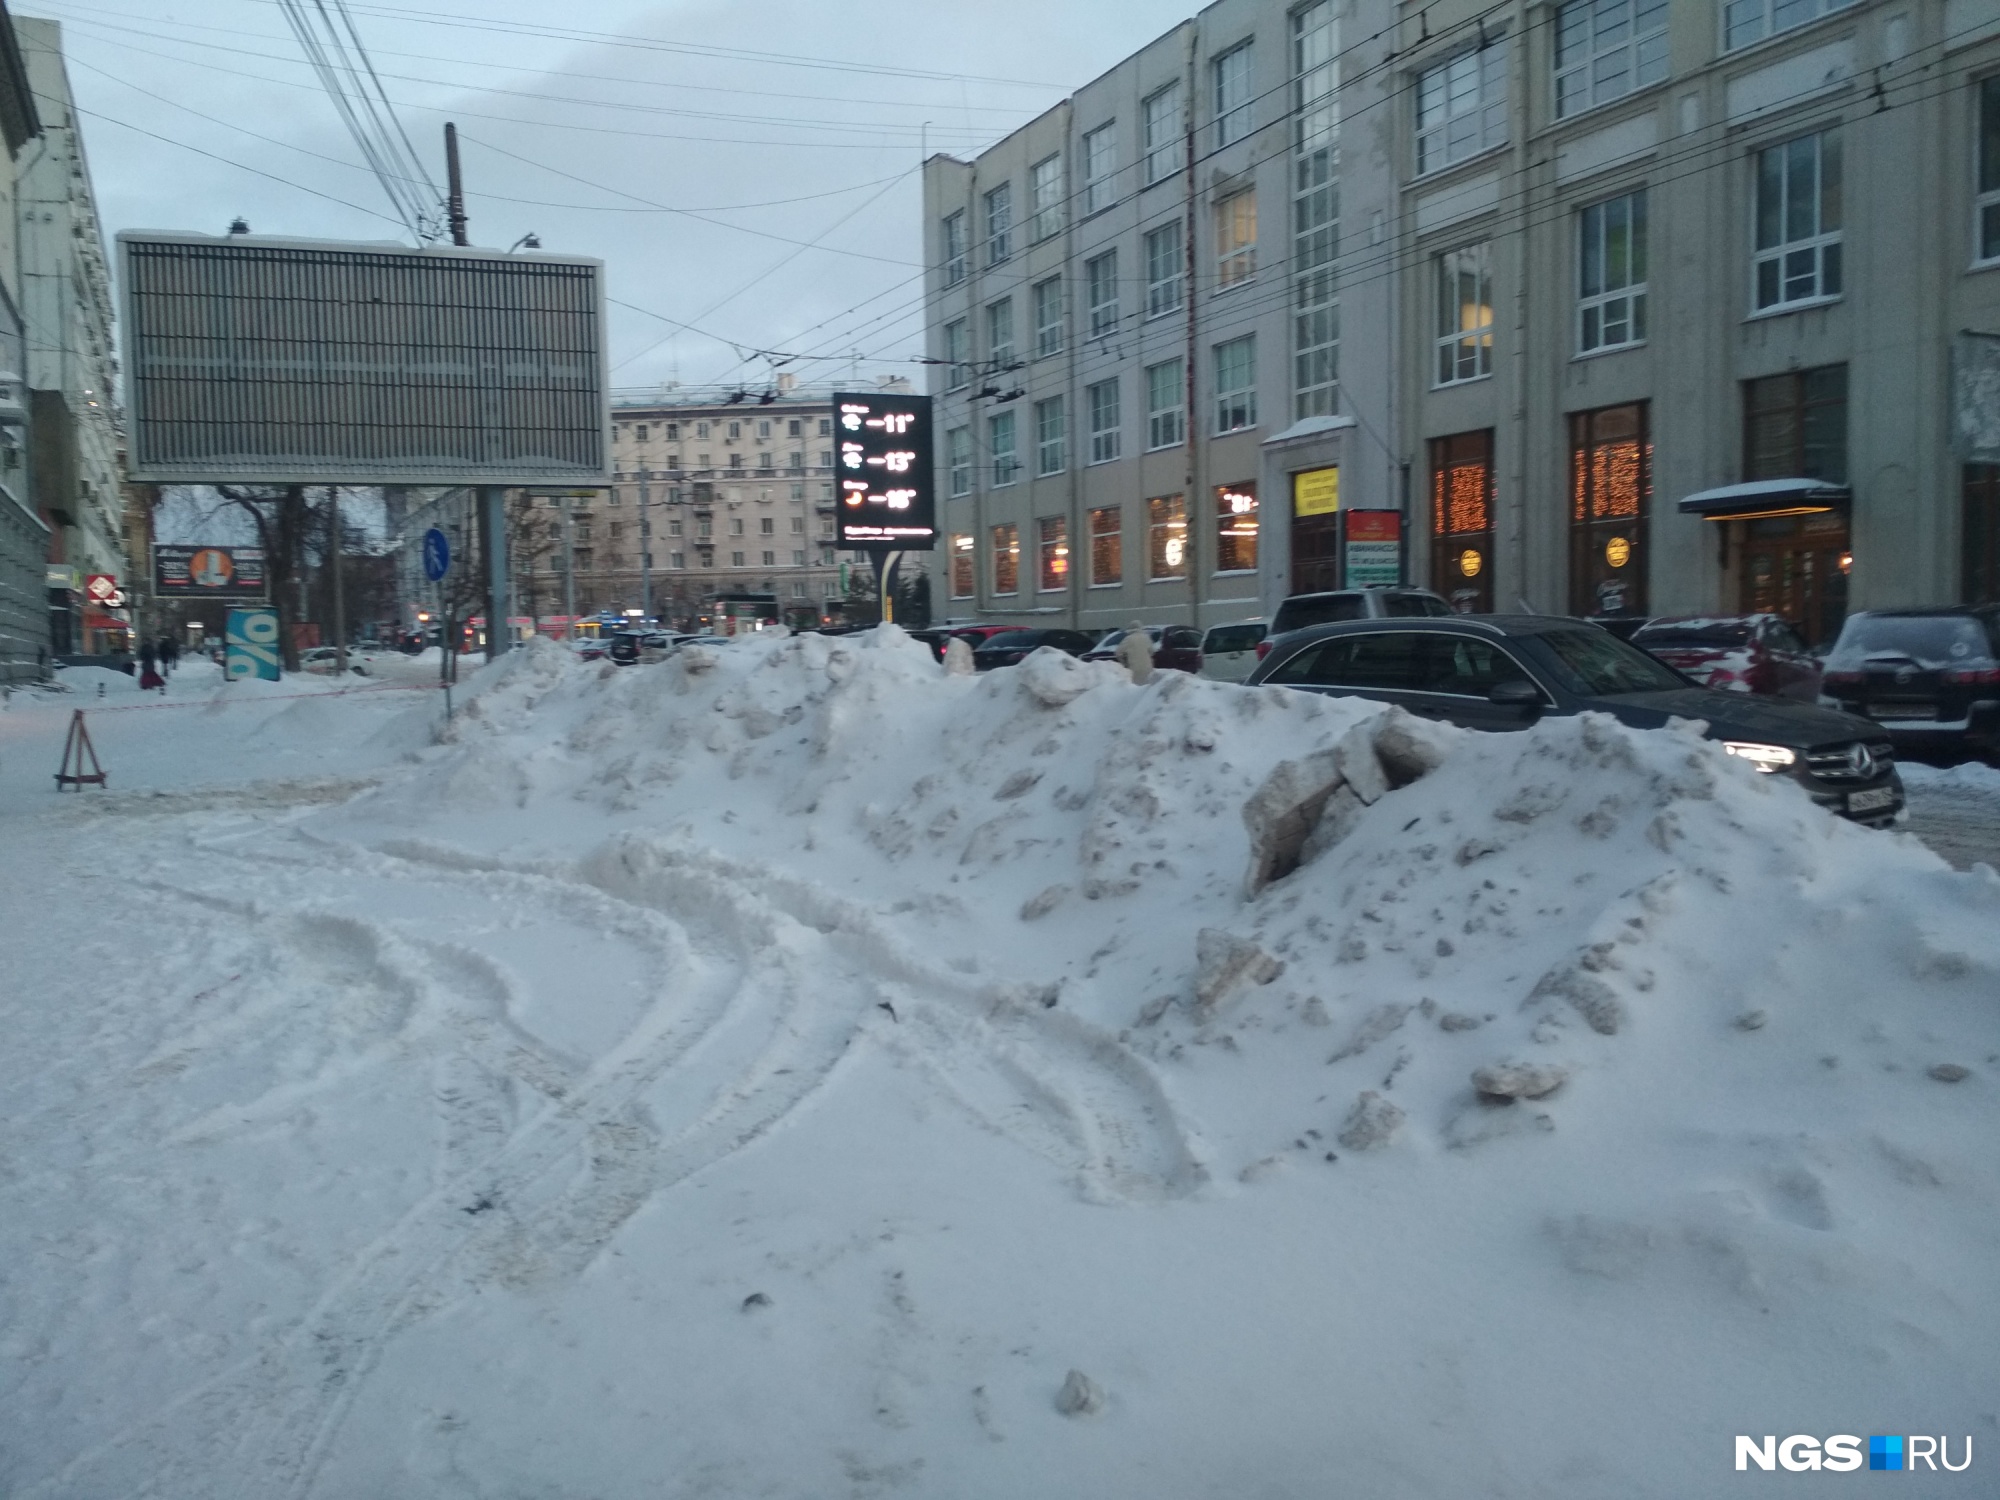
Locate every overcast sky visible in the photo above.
<box><xmin>27</xmin><ymin>0</ymin><xmax>1197</xmax><ymax>397</ymax></box>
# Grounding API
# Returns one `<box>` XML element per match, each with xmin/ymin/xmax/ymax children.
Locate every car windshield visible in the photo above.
<box><xmin>1205</xmin><ymin>624</ymin><xmax>1265</xmax><ymax>653</ymax></box>
<box><xmin>1535</xmin><ymin>628</ymin><xmax>1687</xmax><ymax>696</ymax></box>
<box><xmin>1632</xmin><ymin>620</ymin><xmax>1752</xmax><ymax>648</ymax></box>
<box><xmin>980</xmin><ymin>631</ymin><xmax>1042</xmax><ymax>650</ymax></box>
<box><xmin>1272</xmin><ymin>595</ymin><xmax>1365</xmax><ymax>633</ymax></box>
<box><xmin>1825</xmin><ymin>614</ymin><xmax>1993</xmax><ymax>669</ymax></box>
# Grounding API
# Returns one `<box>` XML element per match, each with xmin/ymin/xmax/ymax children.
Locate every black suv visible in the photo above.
<box><xmin>1818</xmin><ymin>607</ymin><xmax>2000</xmax><ymax>760</ymax></box>
<box><xmin>1246</xmin><ymin>615</ymin><xmax>1902</xmax><ymax>826</ymax></box>
<box><xmin>971</xmin><ymin>628</ymin><xmax>1099</xmax><ymax>670</ymax></box>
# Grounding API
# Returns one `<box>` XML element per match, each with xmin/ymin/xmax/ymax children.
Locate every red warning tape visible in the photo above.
<box><xmin>66</xmin><ymin>680</ymin><xmax>445</xmax><ymax>714</ymax></box>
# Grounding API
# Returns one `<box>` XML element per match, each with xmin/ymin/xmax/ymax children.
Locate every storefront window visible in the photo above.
<box><xmin>1214</xmin><ymin>482</ymin><xmax>1258</xmax><ymax>572</ymax></box>
<box><xmin>1148</xmin><ymin>495</ymin><xmax>1188</xmax><ymax>580</ymax></box>
<box><xmin>1429</xmin><ymin>430</ymin><xmax>1494</xmax><ymax>612</ymax></box>
<box><xmin>1568</xmin><ymin>403</ymin><xmax>1649</xmax><ymax>617</ymax></box>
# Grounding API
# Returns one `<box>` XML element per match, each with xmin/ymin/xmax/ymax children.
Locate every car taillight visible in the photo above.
<box><xmin>1945</xmin><ymin>667</ymin><xmax>2000</xmax><ymax>684</ymax></box>
<box><xmin>1255</xmin><ymin>639</ymin><xmax>1272</xmax><ymax>660</ymax></box>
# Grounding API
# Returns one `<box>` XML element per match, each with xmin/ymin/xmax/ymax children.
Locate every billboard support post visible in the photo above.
<box><xmin>479</xmin><ymin>485</ymin><xmax>511</xmax><ymax>660</ymax></box>
<box><xmin>330</xmin><ymin>490</ymin><xmax>347</xmax><ymax>676</ymax></box>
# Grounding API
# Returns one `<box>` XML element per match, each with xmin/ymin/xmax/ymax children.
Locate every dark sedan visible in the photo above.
<box><xmin>970</xmin><ymin>628</ymin><xmax>1099</xmax><ymax>670</ymax></box>
<box><xmin>1246</xmin><ymin>615</ymin><xmax>1902</xmax><ymax>826</ymax></box>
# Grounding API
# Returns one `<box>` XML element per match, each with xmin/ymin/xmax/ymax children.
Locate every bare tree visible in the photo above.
<box><xmin>214</xmin><ymin>484</ymin><xmax>322</xmax><ymax>671</ymax></box>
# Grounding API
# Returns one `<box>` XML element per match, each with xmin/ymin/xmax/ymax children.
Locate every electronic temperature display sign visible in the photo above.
<box><xmin>834</xmin><ymin>391</ymin><xmax>936</xmax><ymax>550</ymax></box>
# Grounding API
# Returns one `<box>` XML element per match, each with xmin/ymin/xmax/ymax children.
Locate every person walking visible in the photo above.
<box><xmin>137</xmin><ymin>639</ymin><xmax>164</xmax><ymax>692</ymax></box>
<box><xmin>1115</xmin><ymin>621</ymin><xmax>1154</xmax><ymax>685</ymax></box>
<box><xmin>159</xmin><ymin>635</ymin><xmax>179</xmax><ymax>674</ymax></box>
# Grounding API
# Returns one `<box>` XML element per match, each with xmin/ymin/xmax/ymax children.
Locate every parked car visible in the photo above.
<box><xmin>1630</xmin><ymin>614</ymin><xmax>1822</xmax><ymax>700</ymax></box>
<box><xmin>1817</xmin><ymin>607</ymin><xmax>2000</xmax><ymax>759</ymax></box>
<box><xmin>299</xmin><ymin>645</ymin><xmax>379</xmax><ymax>676</ymax></box>
<box><xmin>1246</xmin><ymin>615</ymin><xmax>1903</xmax><ymax>827</ymax></box>
<box><xmin>1199</xmin><ymin>621</ymin><xmax>1267</xmax><ymax>683</ymax></box>
<box><xmin>1257</xmin><ymin>587</ymin><xmax>1454</xmax><ymax>661</ymax></box>
<box><xmin>1082</xmin><ymin>624</ymin><xmax>1204</xmax><ymax>674</ymax></box>
<box><xmin>607</xmin><ymin>631</ymin><xmax>678</xmax><ymax>666</ymax></box>
<box><xmin>970</xmin><ymin>628</ymin><xmax>1100</xmax><ymax>670</ymax></box>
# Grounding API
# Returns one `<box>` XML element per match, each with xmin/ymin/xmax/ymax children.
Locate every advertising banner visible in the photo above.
<box><xmin>1293</xmin><ymin>467</ymin><xmax>1340</xmax><ymax>517</ymax></box>
<box><xmin>1344</xmin><ymin>510</ymin><xmax>1402</xmax><ymax>588</ymax></box>
<box><xmin>225</xmin><ymin>607</ymin><xmax>282</xmax><ymax>681</ymax></box>
<box><xmin>156</xmin><ymin>544</ymin><xmax>269</xmax><ymax>598</ymax></box>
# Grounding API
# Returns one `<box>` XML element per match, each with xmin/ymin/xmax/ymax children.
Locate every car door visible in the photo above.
<box><xmin>1767</xmin><ymin>621</ymin><xmax>1819</xmax><ymax>701</ymax></box>
<box><xmin>1412</xmin><ymin>633</ymin><xmax>1550</xmax><ymax>730</ymax></box>
<box><xmin>1201</xmin><ymin>623</ymin><xmax>1266</xmax><ymax>682</ymax></box>
<box><xmin>1261</xmin><ymin>630</ymin><xmax>1433</xmax><ymax>712</ymax></box>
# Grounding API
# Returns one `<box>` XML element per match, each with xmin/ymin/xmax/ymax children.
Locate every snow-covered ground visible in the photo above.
<box><xmin>2</xmin><ymin>630</ymin><xmax>1997</xmax><ymax>1498</ymax></box>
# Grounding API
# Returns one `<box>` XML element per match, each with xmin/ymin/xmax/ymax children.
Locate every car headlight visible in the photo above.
<box><xmin>1722</xmin><ymin>741</ymin><xmax>1796</xmax><ymax>772</ymax></box>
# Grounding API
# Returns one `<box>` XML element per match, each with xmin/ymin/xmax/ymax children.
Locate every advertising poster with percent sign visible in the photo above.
<box><xmin>833</xmin><ymin>391</ymin><xmax>935</xmax><ymax>549</ymax></box>
<box><xmin>225</xmin><ymin>607</ymin><xmax>282</xmax><ymax>681</ymax></box>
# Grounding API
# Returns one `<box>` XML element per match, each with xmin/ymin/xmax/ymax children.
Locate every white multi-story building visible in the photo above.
<box><xmin>0</xmin><ymin>2</ymin><xmax>37</xmax><ymax>683</ymax></box>
<box><xmin>16</xmin><ymin>17</ymin><xmax>121</xmax><ymax>657</ymax></box>
<box><xmin>923</xmin><ymin>0</ymin><xmax>2000</xmax><ymax>643</ymax></box>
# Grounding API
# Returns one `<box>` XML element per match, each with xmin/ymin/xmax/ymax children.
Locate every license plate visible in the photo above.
<box><xmin>1867</xmin><ymin>704</ymin><xmax>1935</xmax><ymax>720</ymax></box>
<box><xmin>1848</xmin><ymin>786</ymin><xmax>1898</xmax><ymax>813</ymax></box>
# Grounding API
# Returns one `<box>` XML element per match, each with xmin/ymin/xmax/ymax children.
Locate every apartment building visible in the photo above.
<box><xmin>0</xmin><ymin>1</ymin><xmax>35</xmax><ymax>684</ymax></box>
<box><xmin>544</xmin><ymin>379</ymin><xmax>904</xmax><ymax>627</ymax></box>
<box><xmin>18</xmin><ymin>17</ymin><xmax>122</xmax><ymax>658</ymax></box>
<box><xmin>924</xmin><ymin>0</ymin><xmax>2000</xmax><ymax>643</ymax></box>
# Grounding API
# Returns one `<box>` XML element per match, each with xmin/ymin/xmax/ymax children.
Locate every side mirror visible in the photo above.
<box><xmin>1488</xmin><ymin>679</ymin><xmax>1543</xmax><ymax>707</ymax></box>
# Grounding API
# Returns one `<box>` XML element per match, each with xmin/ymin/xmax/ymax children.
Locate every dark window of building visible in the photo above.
<box><xmin>1965</xmin><ymin>464</ymin><xmax>2000</xmax><ymax>603</ymax></box>
<box><xmin>1568</xmin><ymin>402</ymin><xmax>1650</xmax><ymax>617</ymax></box>
<box><xmin>1740</xmin><ymin>366</ymin><xmax>1850</xmax><ymax>643</ymax></box>
<box><xmin>1744</xmin><ymin>364</ymin><xmax>1846</xmax><ymax>483</ymax></box>
<box><xmin>1429</xmin><ymin>430</ymin><xmax>1495</xmax><ymax>612</ymax></box>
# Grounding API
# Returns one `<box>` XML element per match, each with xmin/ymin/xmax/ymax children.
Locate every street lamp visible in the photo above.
<box><xmin>507</xmin><ymin>233</ymin><xmax>541</xmax><ymax>253</ymax></box>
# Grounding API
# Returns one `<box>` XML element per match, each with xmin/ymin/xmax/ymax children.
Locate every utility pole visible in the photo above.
<box><xmin>639</xmin><ymin>471</ymin><xmax>653</xmax><ymax>622</ymax></box>
<box><xmin>445</xmin><ymin>123</ymin><xmax>468</xmax><ymax>247</ymax></box>
<box><xmin>478</xmin><ymin>486</ymin><xmax>511</xmax><ymax>659</ymax></box>
<box><xmin>562</xmin><ymin>492</ymin><xmax>576</xmax><ymax>624</ymax></box>
<box><xmin>329</xmin><ymin>487</ymin><xmax>347</xmax><ymax>675</ymax></box>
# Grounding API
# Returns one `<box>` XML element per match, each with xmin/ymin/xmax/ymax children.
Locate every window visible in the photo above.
<box><xmin>761</xmin><ymin>550</ymin><xmax>775</xmax><ymax>566</ymax></box>
<box><xmin>1031</xmin><ymin>154</ymin><xmax>1064</xmax><ymax>241</ymax></box>
<box><xmin>1435</xmin><ymin>243</ymin><xmax>1494</xmax><ymax>386</ymax></box>
<box><xmin>730</xmin><ymin>517</ymin><xmax>744</xmax><ymax>536</ymax></box>
<box><xmin>671</xmin><ymin>551</ymin><xmax>685</xmax><ymax>569</ymax></box>
<box><xmin>1215</xmin><ymin>482</ymin><xmax>1258</xmax><ymax>572</ymax></box>
<box><xmin>1416</xmin><ymin>39</ymin><xmax>1508</xmax><ymax>175</ymax></box>
<box><xmin>1143</xmin><ymin>82</ymin><xmax>1185</xmax><ymax>185</ymax></box>
<box><xmin>1724</xmin><ymin>0</ymin><xmax>1855</xmax><ymax>52</ymax></box>
<box><xmin>729</xmin><ymin>454</ymin><xmax>744</xmax><ymax>471</ymax></box>
<box><xmin>636</xmin><ymin>425</ymin><xmax>649</xmax><ymax>441</ymax></box>
<box><xmin>1087</xmin><ymin>379</ymin><xmax>1121</xmax><ymax>464</ymax></box>
<box><xmin>992</xmin><ymin>522</ymin><xmax>1020</xmax><ymax>594</ymax></box>
<box><xmin>792</xmin><ymin>581</ymin><xmax>808</xmax><ymax>598</ymax></box>
<box><xmin>609</xmin><ymin>522</ymin><xmax>623</xmax><ymax>540</ymax></box>
<box><xmin>1083</xmin><ymin>122</ymin><xmax>1118</xmax><ymax>214</ymax></box>
<box><xmin>575</xmin><ymin>522</ymin><xmax>593</xmax><ymax>542</ymax></box>
<box><xmin>574</xmin><ymin>549</ymin><xmax>594</xmax><ymax>570</ymax></box>
<box><xmin>667</xmin><ymin>453</ymin><xmax>681</xmax><ymax>470</ymax></box>
<box><xmin>1745</xmin><ymin>365</ymin><xmax>1847</xmax><ymax>483</ymax></box>
<box><xmin>1430</xmin><ymin>429</ymin><xmax>1496</xmax><ymax>612</ymax></box>
<box><xmin>790</xmin><ymin>516</ymin><xmax>803</xmax><ymax>532</ymax></box>
<box><xmin>1086</xmin><ymin>251</ymin><xmax>1119</xmax><ymax>337</ymax></box>
<box><xmin>1579</xmin><ymin>190</ymin><xmax>1648</xmax><ymax>353</ymax></box>
<box><xmin>986</xmin><ymin>296</ymin><xmax>1015</xmax><ymax>370</ymax></box>
<box><xmin>985</xmin><ymin>181</ymin><xmax>1013</xmax><ymax>265</ymax></box>
<box><xmin>1214</xmin><ymin>41</ymin><xmax>1255</xmax><ymax>148</ymax></box>
<box><xmin>990</xmin><ymin>410</ymin><xmax>1019</xmax><ymax>486</ymax></box>
<box><xmin>1035</xmin><ymin>395</ymin><xmax>1066</xmax><ymax>476</ymax></box>
<box><xmin>756</xmin><ymin>452</ymin><xmax>772</xmax><ymax>470</ymax></box>
<box><xmin>697</xmin><ymin>421</ymin><xmax>710</xmax><ymax>438</ymax></box>
<box><xmin>788</xmin><ymin>419</ymin><xmax>802</xmax><ymax>438</ymax></box>
<box><xmin>947</xmin><ymin>425</ymin><xmax>972</xmax><ymax>496</ymax></box>
<box><xmin>1294</xmin><ymin>0</ymin><xmax>1340</xmax><ymax>420</ymax></box>
<box><xmin>1980</xmin><ymin>78</ymin><xmax>2000</xmax><ymax>262</ymax></box>
<box><xmin>758</xmin><ymin>420</ymin><xmax>771</xmax><ymax>439</ymax></box>
<box><xmin>731</xmin><ymin>550</ymin><xmax>746</xmax><ymax>567</ymax></box>
<box><xmin>1213</xmin><ymin>336</ymin><xmax>1257</xmax><ymax>433</ymax></box>
<box><xmin>1146</xmin><ymin>359</ymin><xmax>1185</xmax><ymax>449</ymax></box>
<box><xmin>1033</xmin><ymin>277</ymin><xmax>1064</xmax><ymax>358</ymax></box>
<box><xmin>950</xmin><ymin>533</ymin><xmax>976</xmax><ymax>597</ymax></box>
<box><xmin>1144</xmin><ymin>221</ymin><xmax>1184</xmax><ymax>316</ymax></box>
<box><xmin>669</xmin><ymin>518</ymin><xmax>683</xmax><ymax>536</ymax></box>
<box><xmin>1555</xmin><ymin>0</ymin><xmax>1667</xmax><ymax>119</ymax></box>
<box><xmin>1214</xmin><ymin>188</ymin><xmax>1257</xmax><ymax>289</ymax></box>
<box><xmin>698</xmin><ymin>453</ymin><xmax>712</xmax><ymax>469</ymax></box>
<box><xmin>787</xmin><ymin>452</ymin><xmax>802</xmax><ymax>472</ymax></box>
<box><xmin>1038</xmin><ymin>516</ymin><xmax>1069</xmax><ymax>591</ymax></box>
<box><xmin>942</xmin><ymin>209</ymin><xmax>967</xmax><ymax>285</ymax></box>
<box><xmin>1753</xmin><ymin>130</ymin><xmax>1842</xmax><ymax>310</ymax></box>
<box><xmin>759</xmin><ymin>517</ymin><xmax>775</xmax><ymax>536</ymax></box>
<box><xmin>728</xmin><ymin>422</ymin><xmax>741</xmax><ymax>440</ymax></box>
<box><xmin>942</xmin><ymin>320</ymin><xmax>969</xmax><ymax>392</ymax></box>
<box><xmin>819</xmin><ymin>451</ymin><xmax>833</xmax><ymax>469</ymax></box>
<box><xmin>819</xmin><ymin>418</ymin><xmax>832</xmax><ymax>436</ymax></box>
<box><xmin>1089</xmin><ymin>506</ymin><xmax>1122</xmax><ymax>585</ymax></box>
<box><xmin>1568</xmin><ymin>402</ymin><xmax>1650</xmax><ymax>617</ymax></box>
<box><xmin>1147</xmin><ymin>495</ymin><xmax>1188</xmax><ymax>579</ymax></box>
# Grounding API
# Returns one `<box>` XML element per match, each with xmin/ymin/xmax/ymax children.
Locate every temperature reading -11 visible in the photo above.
<box><xmin>833</xmin><ymin>391</ymin><xmax>936</xmax><ymax>551</ymax></box>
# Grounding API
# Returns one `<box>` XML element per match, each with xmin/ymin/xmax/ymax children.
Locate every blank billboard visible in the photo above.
<box><xmin>118</xmin><ymin>233</ymin><xmax>609</xmax><ymax>485</ymax></box>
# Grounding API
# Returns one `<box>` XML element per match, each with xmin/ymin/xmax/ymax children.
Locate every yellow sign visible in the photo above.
<box><xmin>1605</xmin><ymin>535</ymin><xmax>1631</xmax><ymax>568</ymax></box>
<box><xmin>1293</xmin><ymin>467</ymin><xmax>1340</xmax><ymax>517</ymax></box>
<box><xmin>1458</xmin><ymin>548</ymin><xmax>1483</xmax><ymax>578</ymax></box>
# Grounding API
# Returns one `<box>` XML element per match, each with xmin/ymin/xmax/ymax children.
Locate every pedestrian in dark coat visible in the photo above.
<box><xmin>137</xmin><ymin>640</ymin><xmax>164</xmax><ymax>692</ymax></box>
<box><xmin>159</xmin><ymin>636</ymin><xmax>179</xmax><ymax>672</ymax></box>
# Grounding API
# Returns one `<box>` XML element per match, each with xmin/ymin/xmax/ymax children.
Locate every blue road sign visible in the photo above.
<box><xmin>422</xmin><ymin>527</ymin><xmax>451</xmax><ymax>582</ymax></box>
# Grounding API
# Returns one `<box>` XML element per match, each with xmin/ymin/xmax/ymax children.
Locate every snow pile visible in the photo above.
<box><xmin>8</xmin><ymin>625</ymin><xmax>2000</xmax><ymax>1499</ymax></box>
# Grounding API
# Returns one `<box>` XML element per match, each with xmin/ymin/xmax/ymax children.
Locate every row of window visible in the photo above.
<box><xmin>561</xmin><ymin>549</ymin><xmax>842</xmax><ymax>573</ymax></box>
<box><xmin>948</xmin><ymin>483</ymin><xmax>1260</xmax><ymax>598</ymax></box>
<box><xmin>612</xmin><ymin>453</ymin><xmax>835</xmax><ymax>477</ymax></box>
<box><xmin>944</xmin><ymin>341</ymin><xmax>1256</xmax><ymax>494</ymax></box>
<box><xmin>556</xmin><ymin>515</ymin><xmax>818</xmax><ymax>541</ymax></box>
<box><xmin>615</xmin><ymin>417</ymin><xmax>833</xmax><ymax>444</ymax></box>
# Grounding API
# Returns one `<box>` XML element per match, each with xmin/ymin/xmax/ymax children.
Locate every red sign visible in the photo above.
<box><xmin>85</xmin><ymin>573</ymin><xmax>118</xmax><ymax>603</ymax></box>
<box><xmin>1345</xmin><ymin>511</ymin><xmax>1401</xmax><ymax>543</ymax></box>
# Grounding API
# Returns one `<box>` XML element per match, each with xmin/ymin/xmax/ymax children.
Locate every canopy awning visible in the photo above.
<box><xmin>1677</xmin><ymin>477</ymin><xmax>1850</xmax><ymax>521</ymax></box>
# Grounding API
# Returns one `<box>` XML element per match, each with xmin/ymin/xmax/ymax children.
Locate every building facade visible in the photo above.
<box><xmin>0</xmin><ymin>1</ymin><xmax>36</xmax><ymax>684</ymax></box>
<box><xmin>923</xmin><ymin>0</ymin><xmax>2000</xmax><ymax>643</ymax></box>
<box><xmin>17</xmin><ymin>17</ymin><xmax>122</xmax><ymax>659</ymax></box>
<box><xmin>547</xmin><ymin>379</ymin><xmax>903</xmax><ymax>629</ymax></box>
